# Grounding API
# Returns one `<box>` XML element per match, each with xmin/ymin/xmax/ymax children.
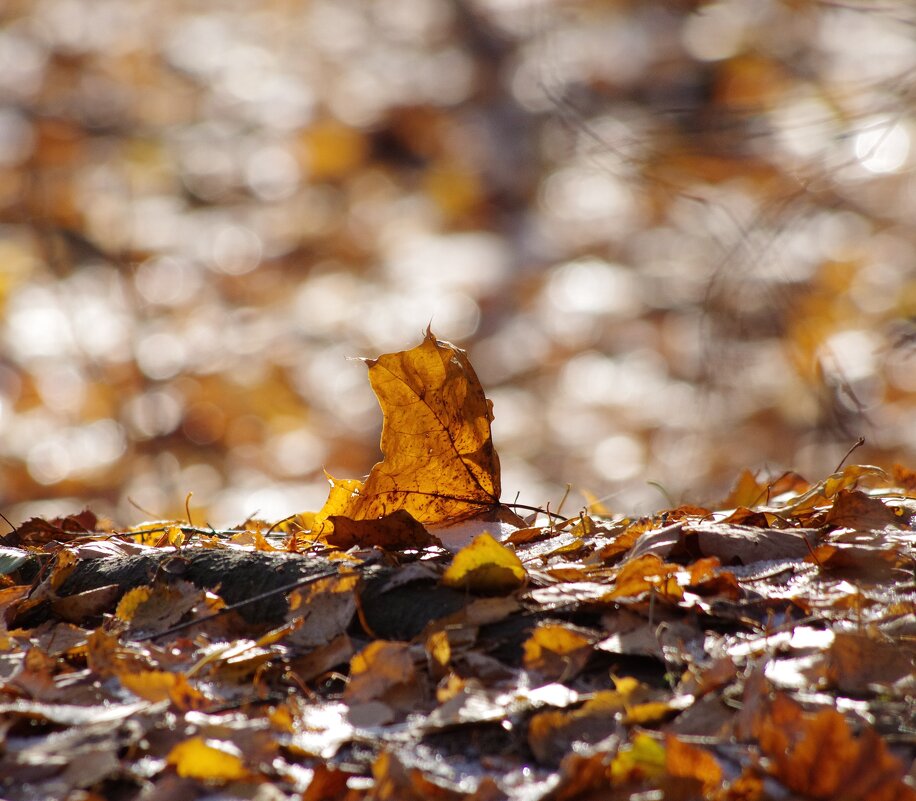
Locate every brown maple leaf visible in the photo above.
<box><xmin>314</xmin><ymin>329</ymin><xmax>501</xmax><ymax>535</ymax></box>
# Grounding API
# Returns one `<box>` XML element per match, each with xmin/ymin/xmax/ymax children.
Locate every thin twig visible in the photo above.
<box><xmin>131</xmin><ymin>567</ymin><xmax>340</xmax><ymax>643</ymax></box>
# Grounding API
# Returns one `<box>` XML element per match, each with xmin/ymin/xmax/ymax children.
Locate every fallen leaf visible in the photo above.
<box><xmin>7</xmin><ymin>510</ymin><xmax>98</xmax><ymax>547</ymax></box>
<box><xmin>327</xmin><ymin>509</ymin><xmax>435</xmax><ymax>550</ymax></box>
<box><xmin>755</xmin><ymin>692</ymin><xmax>913</xmax><ymax>801</ymax></box>
<box><xmin>426</xmin><ymin>630</ymin><xmax>451</xmax><ymax>676</ymax></box>
<box><xmin>723</xmin><ymin>469</ymin><xmax>767</xmax><ymax>508</ymax></box>
<box><xmin>440</xmin><ymin>532</ymin><xmax>526</xmax><ymax>595</ymax></box>
<box><xmin>372</xmin><ymin>749</ymin><xmax>467</xmax><ymax>801</ymax></box>
<box><xmin>302</xmin><ymin>764</ymin><xmax>354</xmax><ymax>801</ymax></box>
<box><xmin>824</xmin><ymin>489</ymin><xmax>904</xmax><ymax>530</ymax></box>
<box><xmin>607</xmin><ymin>554</ymin><xmax>682</xmax><ymax>601</ymax></box>
<box><xmin>891</xmin><ymin>463</ymin><xmax>916</xmax><ymax>496</ymax></box>
<box><xmin>345</xmin><ymin>640</ymin><xmax>418</xmax><ymax>706</ymax></box>
<box><xmin>166</xmin><ymin>736</ymin><xmax>250</xmax><ymax>781</ymax></box>
<box><xmin>119</xmin><ymin>670</ymin><xmax>207</xmax><ymax>710</ymax></box>
<box><xmin>115</xmin><ymin>579</ymin><xmax>204</xmax><ymax>636</ymax></box>
<box><xmin>686</xmin><ymin>557</ymin><xmax>741</xmax><ymax>599</ymax></box>
<box><xmin>522</xmin><ymin>624</ymin><xmax>591</xmax><ymax>682</ymax></box>
<box><xmin>50</xmin><ymin>584</ymin><xmax>121</xmax><ymax>624</ymax></box>
<box><xmin>664</xmin><ymin>734</ymin><xmax>722</xmax><ymax>794</ymax></box>
<box><xmin>287</xmin><ymin>572</ymin><xmax>358</xmax><ymax>649</ymax></box>
<box><xmin>315</xmin><ymin>329</ymin><xmax>501</xmax><ymax>533</ymax></box>
<box><xmin>528</xmin><ymin>702</ymin><xmax>621</xmax><ymax>766</ymax></box>
<box><xmin>610</xmin><ymin>732</ymin><xmax>666</xmax><ymax>784</ymax></box>
<box><xmin>825</xmin><ymin>631</ymin><xmax>916</xmax><ymax>693</ymax></box>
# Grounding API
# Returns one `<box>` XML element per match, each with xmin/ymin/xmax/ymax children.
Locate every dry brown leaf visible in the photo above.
<box><xmin>345</xmin><ymin>640</ymin><xmax>417</xmax><ymax>705</ymax></box>
<box><xmin>302</xmin><ymin>764</ymin><xmax>354</xmax><ymax>801</ymax></box>
<box><xmin>891</xmin><ymin>463</ymin><xmax>916</xmax><ymax>496</ymax></box>
<box><xmin>824</xmin><ymin>489</ymin><xmax>905</xmax><ymax>530</ymax></box>
<box><xmin>50</xmin><ymin>584</ymin><xmax>121</xmax><ymax>624</ymax></box>
<box><xmin>723</xmin><ymin>469</ymin><xmax>767</xmax><ymax>509</ymax></box>
<box><xmin>327</xmin><ymin>509</ymin><xmax>435</xmax><ymax>550</ymax></box>
<box><xmin>686</xmin><ymin>557</ymin><xmax>741</xmax><ymax>600</ymax></box>
<box><xmin>7</xmin><ymin>510</ymin><xmax>98</xmax><ymax>548</ymax></box>
<box><xmin>314</xmin><ymin>329</ymin><xmax>501</xmax><ymax>534</ymax></box>
<box><xmin>755</xmin><ymin>692</ymin><xmax>914</xmax><ymax>801</ymax></box>
<box><xmin>664</xmin><ymin>734</ymin><xmax>722</xmax><ymax>794</ymax></box>
<box><xmin>115</xmin><ymin>579</ymin><xmax>204</xmax><ymax>636</ymax></box>
<box><xmin>825</xmin><ymin>631</ymin><xmax>916</xmax><ymax>693</ymax></box>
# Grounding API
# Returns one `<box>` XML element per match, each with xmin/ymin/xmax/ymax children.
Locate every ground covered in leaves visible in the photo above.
<box><xmin>2</xmin><ymin>0</ymin><xmax>915</xmax><ymax>528</ymax></box>
<box><xmin>1</xmin><ymin>334</ymin><xmax>913</xmax><ymax>800</ymax></box>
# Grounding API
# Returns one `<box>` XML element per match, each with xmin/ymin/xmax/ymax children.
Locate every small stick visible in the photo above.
<box><xmin>131</xmin><ymin>567</ymin><xmax>341</xmax><ymax>643</ymax></box>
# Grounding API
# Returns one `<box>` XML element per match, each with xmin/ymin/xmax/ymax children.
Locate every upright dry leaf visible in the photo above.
<box><xmin>316</xmin><ymin>330</ymin><xmax>501</xmax><ymax>532</ymax></box>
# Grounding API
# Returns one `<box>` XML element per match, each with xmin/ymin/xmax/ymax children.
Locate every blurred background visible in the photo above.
<box><xmin>0</xmin><ymin>0</ymin><xmax>913</xmax><ymax>528</ymax></box>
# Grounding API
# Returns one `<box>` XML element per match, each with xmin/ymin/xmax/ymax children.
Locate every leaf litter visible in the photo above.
<box><xmin>0</xmin><ymin>332</ymin><xmax>913</xmax><ymax>801</ymax></box>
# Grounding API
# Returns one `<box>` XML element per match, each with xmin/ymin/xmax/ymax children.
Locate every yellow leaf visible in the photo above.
<box><xmin>345</xmin><ymin>640</ymin><xmax>416</xmax><ymax>704</ymax></box>
<box><xmin>607</xmin><ymin>554</ymin><xmax>682</xmax><ymax>601</ymax></box>
<box><xmin>623</xmin><ymin>701</ymin><xmax>677</xmax><ymax>725</ymax></box>
<box><xmin>610</xmin><ymin>732</ymin><xmax>666</xmax><ymax>784</ymax></box>
<box><xmin>441</xmin><ymin>532</ymin><xmax>526</xmax><ymax>594</ymax></box>
<box><xmin>121</xmin><ymin>521</ymin><xmax>186</xmax><ymax>547</ymax></box>
<box><xmin>119</xmin><ymin>669</ymin><xmax>206</xmax><ymax>710</ymax></box>
<box><xmin>167</xmin><ymin>736</ymin><xmax>249</xmax><ymax>781</ymax></box>
<box><xmin>314</xmin><ymin>330</ymin><xmax>501</xmax><ymax>535</ymax></box>
<box><xmin>311</xmin><ymin>475</ymin><xmax>363</xmax><ymax>536</ymax></box>
<box><xmin>426</xmin><ymin>630</ymin><xmax>451</xmax><ymax>673</ymax></box>
<box><xmin>522</xmin><ymin>624</ymin><xmax>591</xmax><ymax>681</ymax></box>
<box><xmin>115</xmin><ymin>586</ymin><xmax>152</xmax><ymax>622</ymax></box>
